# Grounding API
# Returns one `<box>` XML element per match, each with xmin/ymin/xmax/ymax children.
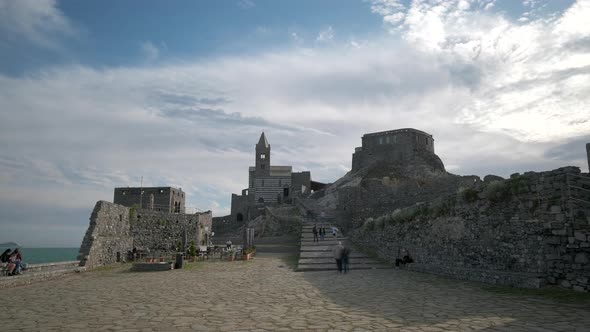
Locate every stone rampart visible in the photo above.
<box><xmin>350</xmin><ymin>167</ymin><xmax>590</xmax><ymax>291</ymax></box>
<box><xmin>131</xmin><ymin>209</ymin><xmax>212</xmax><ymax>252</ymax></box>
<box><xmin>78</xmin><ymin>201</ymin><xmax>133</xmax><ymax>269</ymax></box>
<box><xmin>78</xmin><ymin>201</ymin><xmax>212</xmax><ymax>268</ymax></box>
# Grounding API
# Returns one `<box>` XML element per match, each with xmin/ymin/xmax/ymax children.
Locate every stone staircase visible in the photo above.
<box><xmin>296</xmin><ymin>222</ymin><xmax>392</xmax><ymax>272</ymax></box>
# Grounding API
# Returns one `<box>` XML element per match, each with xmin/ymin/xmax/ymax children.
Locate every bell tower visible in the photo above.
<box><xmin>255</xmin><ymin>132</ymin><xmax>271</xmax><ymax>177</ymax></box>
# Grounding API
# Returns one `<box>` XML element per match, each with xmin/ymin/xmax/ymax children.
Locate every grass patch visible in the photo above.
<box><xmin>183</xmin><ymin>262</ymin><xmax>204</xmax><ymax>270</ymax></box>
<box><xmin>482</xmin><ymin>286</ymin><xmax>590</xmax><ymax>303</ymax></box>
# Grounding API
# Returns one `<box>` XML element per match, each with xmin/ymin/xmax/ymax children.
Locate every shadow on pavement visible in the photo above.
<box><xmin>301</xmin><ymin>268</ymin><xmax>590</xmax><ymax>331</ymax></box>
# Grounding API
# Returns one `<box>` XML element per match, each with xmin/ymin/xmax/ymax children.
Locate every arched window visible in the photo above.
<box><xmin>258</xmin><ymin>197</ymin><xmax>264</xmax><ymax>203</ymax></box>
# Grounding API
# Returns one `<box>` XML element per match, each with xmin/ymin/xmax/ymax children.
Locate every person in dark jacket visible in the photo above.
<box><xmin>0</xmin><ymin>249</ymin><xmax>11</xmax><ymax>263</ymax></box>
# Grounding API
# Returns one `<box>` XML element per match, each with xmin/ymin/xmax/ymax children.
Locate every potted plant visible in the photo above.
<box><xmin>243</xmin><ymin>247</ymin><xmax>255</xmax><ymax>260</ymax></box>
<box><xmin>227</xmin><ymin>248</ymin><xmax>235</xmax><ymax>261</ymax></box>
<box><xmin>188</xmin><ymin>240</ymin><xmax>197</xmax><ymax>262</ymax></box>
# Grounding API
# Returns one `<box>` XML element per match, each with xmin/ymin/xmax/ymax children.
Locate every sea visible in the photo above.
<box><xmin>0</xmin><ymin>247</ymin><xmax>79</xmax><ymax>264</ymax></box>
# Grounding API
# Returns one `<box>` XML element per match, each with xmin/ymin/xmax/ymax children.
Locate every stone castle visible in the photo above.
<box><xmin>113</xmin><ymin>186</ymin><xmax>185</xmax><ymax>213</ymax></box>
<box><xmin>230</xmin><ymin>132</ymin><xmax>315</xmax><ymax>222</ymax></box>
<box><xmin>79</xmin><ymin>187</ymin><xmax>211</xmax><ymax>268</ymax></box>
<box><xmin>352</xmin><ymin>128</ymin><xmax>445</xmax><ymax>172</ymax></box>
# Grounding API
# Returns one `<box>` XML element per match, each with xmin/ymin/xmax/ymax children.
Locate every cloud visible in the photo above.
<box><xmin>140</xmin><ymin>41</ymin><xmax>161</xmax><ymax>62</ymax></box>
<box><xmin>237</xmin><ymin>0</ymin><xmax>255</xmax><ymax>9</ymax></box>
<box><xmin>316</xmin><ymin>26</ymin><xmax>335</xmax><ymax>43</ymax></box>
<box><xmin>1</xmin><ymin>0</ymin><xmax>590</xmax><ymax>246</ymax></box>
<box><xmin>0</xmin><ymin>0</ymin><xmax>75</xmax><ymax>50</ymax></box>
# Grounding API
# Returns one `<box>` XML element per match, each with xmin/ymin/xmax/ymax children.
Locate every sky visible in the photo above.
<box><xmin>0</xmin><ymin>0</ymin><xmax>589</xmax><ymax>247</ymax></box>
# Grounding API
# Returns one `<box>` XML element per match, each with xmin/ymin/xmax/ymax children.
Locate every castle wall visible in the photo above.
<box><xmin>78</xmin><ymin>201</ymin><xmax>133</xmax><ymax>269</ymax></box>
<box><xmin>78</xmin><ymin>201</ymin><xmax>212</xmax><ymax>268</ymax></box>
<box><xmin>351</xmin><ymin>167</ymin><xmax>590</xmax><ymax>291</ymax></box>
<box><xmin>352</xmin><ymin>129</ymin><xmax>443</xmax><ymax>172</ymax></box>
<box><xmin>130</xmin><ymin>209</ymin><xmax>212</xmax><ymax>251</ymax></box>
<box><xmin>113</xmin><ymin>187</ymin><xmax>185</xmax><ymax>213</ymax></box>
<box><xmin>292</xmin><ymin>171</ymin><xmax>311</xmax><ymax>194</ymax></box>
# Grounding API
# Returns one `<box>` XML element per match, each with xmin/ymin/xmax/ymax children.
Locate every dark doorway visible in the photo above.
<box><xmin>237</xmin><ymin>213</ymin><xmax>244</xmax><ymax>222</ymax></box>
<box><xmin>283</xmin><ymin>188</ymin><xmax>289</xmax><ymax>197</ymax></box>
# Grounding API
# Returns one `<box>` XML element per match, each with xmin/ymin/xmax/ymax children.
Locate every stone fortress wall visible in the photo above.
<box><xmin>78</xmin><ymin>201</ymin><xmax>212</xmax><ymax>269</ymax></box>
<box><xmin>113</xmin><ymin>187</ymin><xmax>185</xmax><ymax>213</ymax></box>
<box><xmin>352</xmin><ymin>128</ymin><xmax>445</xmax><ymax>172</ymax></box>
<box><xmin>350</xmin><ymin>167</ymin><xmax>590</xmax><ymax>291</ymax></box>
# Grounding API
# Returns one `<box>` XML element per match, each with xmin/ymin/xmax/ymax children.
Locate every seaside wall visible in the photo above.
<box><xmin>78</xmin><ymin>201</ymin><xmax>133</xmax><ymax>269</ymax></box>
<box><xmin>78</xmin><ymin>201</ymin><xmax>212</xmax><ymax>268</ymax></box>
<box><xmin>351</xmin><ymin>167</ymin><xmax>590</xmax><ymax>291</ymax></box>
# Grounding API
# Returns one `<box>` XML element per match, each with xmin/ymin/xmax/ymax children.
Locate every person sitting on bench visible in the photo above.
<box><xmin>395</xmin><ymin>248</ymin><xmax>414</xmax><ymax>267</ymax></box>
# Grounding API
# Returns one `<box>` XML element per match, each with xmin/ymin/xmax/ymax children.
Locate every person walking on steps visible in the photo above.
<box><xmin>342</xmin><ymin>245</ymin><xmax>350</xmax><ymax>273</ymax></box>
<box><xmin>312</xmin><ymin>224</ymin><xmax>319</xmax><ymax>243</ymax></box>
<box><xmin>320</xmin><ymin>225</ymin><xmax>325</xmax><ymax>241</ymax></box>
<box><xmin>331</xmin><ymin>226</ymin><xmax>338</xmax><ymax>238</ymax></box>
<box><xmin>332</xmin><ymin>241</ymin><xmax>345</xmax><ymax>273</ymax></box>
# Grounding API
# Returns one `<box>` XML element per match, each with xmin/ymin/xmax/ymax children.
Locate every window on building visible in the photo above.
<box><xmin>260</xmin><ymin>153</ymin><xmax>266</xmax><ymax>159</ymax></box>
<box><xmin>379</xmin><ymin>137</ymin><xmax>384</xmax><ymax>144</ymax></box>
<box><xmin>122</xmin><ymin>190</ymin><xmax>127</xmax><ymax>195</ymax></box>
<box><xmin>385</xmin><ymin>136</ymin><xmax>390</xmax><ymax>144</ymax></box>
<box><xmin>159</xmin><ymin>189</ymin><xmax>164</xmax><ymax>194</ymax></box>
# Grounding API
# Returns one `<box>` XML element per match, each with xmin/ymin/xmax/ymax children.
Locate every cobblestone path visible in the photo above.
<box><xmin>1</xmin><ymin>256</ymin><xmax>589</xmax><ymax>331</ymax></box>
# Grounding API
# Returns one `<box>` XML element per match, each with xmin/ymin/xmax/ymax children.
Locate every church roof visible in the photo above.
<box><xmin>257</xmin><ymin>132</ymin><xmax>269</xmax><ymax>148</ymax></box>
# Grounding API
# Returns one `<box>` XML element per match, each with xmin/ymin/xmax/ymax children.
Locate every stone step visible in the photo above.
<box><xmin>298</xmin><ymin>257</ymin><xmax>382</xmax><ymax>265</ymax></box>
<box><xmin>301</xmin><ymin>234</ymin><xmax>342</xmax><ymax>239</ymax></box>
<box><xmin>299</xmin><ymin>251</ymin><xmax>369</xmax><ymax>259</ymax></box>
<box><xmin>301</xmin><ymin>245</ymin><xmax>344</xmax><ymax>251</ymax></box>
<box><xmin>300</xmin><ymin>237</ymin><xmax>347</xmax><ymax>242</ymax></box>
<box><xmin>296</xmin><ymin>264</ymin><xmax>392</xmax><ymax>272</ymax></box>
<box><xmin>300</xmin><ymin>241</ymin><xmax>343</xmax><ymax>246</ymax></box>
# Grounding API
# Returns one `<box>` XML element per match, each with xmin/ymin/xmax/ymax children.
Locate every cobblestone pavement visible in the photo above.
<box><xmin>1</xmin><ymin>256</ymin><xmax>589</xmax><ymax>332</ymax></box>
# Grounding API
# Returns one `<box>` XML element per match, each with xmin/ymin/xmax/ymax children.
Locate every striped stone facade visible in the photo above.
<box><xmin>230</xmin><ymin>133</ymin><xmax>311</xmax><ymax>222</ymax></box>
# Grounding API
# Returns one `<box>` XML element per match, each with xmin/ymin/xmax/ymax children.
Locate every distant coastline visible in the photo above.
<box><xmin>0</xmin><ymin>242</ymin><xmax>19</xmax><ymax>247</ymax></box>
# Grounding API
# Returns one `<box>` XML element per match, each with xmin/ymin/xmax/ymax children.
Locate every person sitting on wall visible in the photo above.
<box><xmin>12</xmin><ymin>249</ymin><xmax>24</xmax><ymax>274</ymax></box>
<box><xmin>395</xmin><ymin>248</ymin><xmax>414</xmax><ymax>267</ymax></box>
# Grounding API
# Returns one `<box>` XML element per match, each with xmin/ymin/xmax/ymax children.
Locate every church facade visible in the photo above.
<box><xmin>230</xmin><ymin>133</ymin><xmax>312</xmax><ymax>222</ymax></box>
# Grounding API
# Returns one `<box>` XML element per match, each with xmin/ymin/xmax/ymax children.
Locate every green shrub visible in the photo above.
<box><xmin>188</xmin><ymin>240</ymin><xmax>197</xmax><ymax>257</ymax></box>
<box><xmin>430</xmin><ymin>196</ymin><xmax>456</xmax><ymax>217</ymax></box>
<box><xmin>177</xmin><ymin>240</ymin><xmax>183</xmax><ymax>252</ymax></box>
<box><xmin>483</xmin><ymin>181</ymin><xmax>512</xmax><ymax>204</ymax></box>
<box><xmin>129</xmin><ymin>206</ymin><xmax>136</xmax><ymax>221</ymax></box>
<box><xmin>458</xmin><ymin>187</ymin><xmax>479</xmax><ymax>203</ymax></box>
<box><xmin>506</xmin><ymin>176</ymin><xmax>529</xmax><ymax>195</ymax></box>
<box><xmin>363</xmin><ymin>217</ymin><xmax>375</xmax><ymax>231</ymax></box>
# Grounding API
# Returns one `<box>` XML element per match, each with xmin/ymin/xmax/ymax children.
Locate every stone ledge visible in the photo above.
<box><xmin>406</xmin><ymin>263</ymin><xmax>546</xmax><ymax>289</ymax></box>
<box><xmin>0</xmin><ymin>267</ymin><xmax>85</xmax><ymax>289</ymax></box>
<box><xmin>131</xmin><ymin>262</ymin><xmax>174</xmax><ymax>272</ymax></box>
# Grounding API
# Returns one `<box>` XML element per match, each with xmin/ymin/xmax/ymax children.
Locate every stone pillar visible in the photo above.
<box><xmin>586</xmin><ymin>143</ymin><xmax>590</xmax><ymax>173</ymax></box>
<box><xmin>243</xmin><ymin>227</ymin><xmax>255</xmax><ymax>249</ymax></box>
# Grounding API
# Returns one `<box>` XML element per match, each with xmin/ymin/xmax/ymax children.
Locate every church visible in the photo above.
<box><xmin>230</xmin><ymin>133</ymin><xmax>313</xmax><ymax>222</ymax></box>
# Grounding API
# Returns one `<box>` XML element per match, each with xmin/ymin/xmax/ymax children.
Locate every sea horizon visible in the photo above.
<box><xmin>0</xmin><ymin>247</ymin><xmax>79</xmax><ymax>264</ymax></box>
